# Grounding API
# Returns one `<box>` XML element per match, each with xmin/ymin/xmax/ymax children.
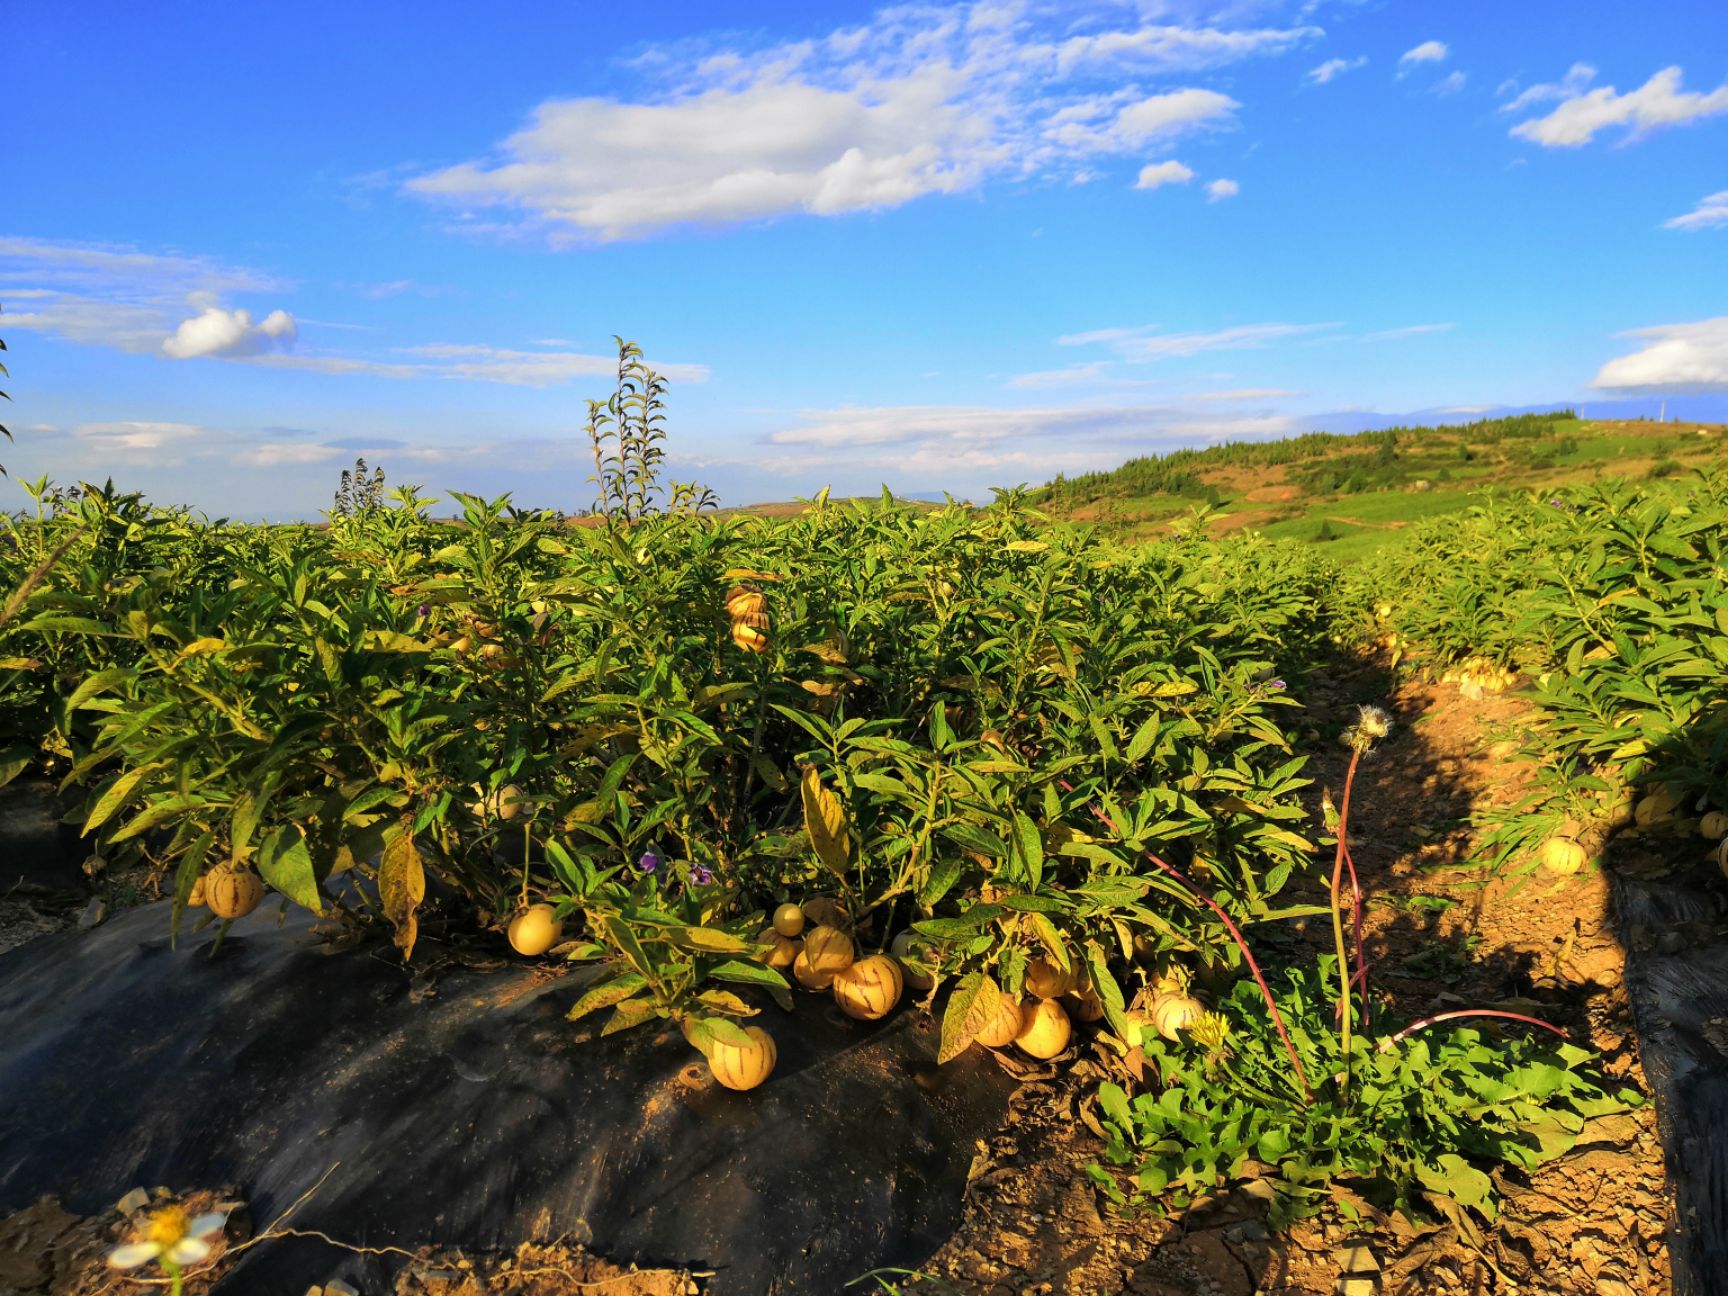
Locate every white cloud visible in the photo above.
<box><xmin>1399</xmin><ymin>41</ymin><xmax>1449</xmax><ymax>70</ymax></box>
<box><xmin>71</xmin><ymin>421</ymin><xmax>205</xmax><ymax>454</ymax></box>
<box><xmin>1591</xmin><ymin>317</ymin><xmax>1728</xmax><ymax>392</ymax></box>
<box><xmin>1307</xmin><ymin>56</ymin><xmax>1366</xmax><ymax>86</ymax></box>
<box><xmin>397</xmin><ymin>343</ymin><xmax>710</xmax><ymax>387</ymax></box>
<box><xmin>405</xmin><ymin>3</ymin><xmax>1284</xmax><ymax>241</ymax></box>
<box><xmin>1006</xmin><ymin>361</ymin><xmax>1112</xmax><ymax>389</ymax></box>
<box><xmin>1510</xmin><ymin>66</ymin><xmax>1728</xmax><ymax>148</ymax></box>
<box><xmin>1058</xmin><ymin>321</ymin><xmax>1338</xmax><ymax>359</ymax></box>
<box><xmin>1664</xmin><ymin>190</ymin><xmax>1728</xmax><ymax>231</ymax></box>
<box><xmin>1498</xmin><ymin>63</ymin><xmax>1596</xmax><ymax>113</ymax></box>
<box><xmin>161</xmin><ymin>305</ymin><xmax>298</xmax><ymax>359</ymax></box>
<box><xmin>1184</xmin><ymin>387</ymin><xmax>1302</xmax><ymax>401</ymax></box>
<box><xmin>1431</xmin><ymin>71</ymin><xmax>1467</xmax><ymax>96</ymax></box>
<box><xmin>1205</xmin><ymin>178</ymin><xmax>1240</xmax><ymax>201</ymax></box>
<box><xmin>1365</xmin><ymin>322</ymin><xmax>1455</xmax><ymax>340</ymax></box>
<box><xmin>1134</xmin><ymin>160</ymin><xmax>1194</xmax><ymax>190</ymax></box>
<box><xmin>237</xmin><ymin>442</ymin><xmax>347</xmax><ymax>468</ymax></box>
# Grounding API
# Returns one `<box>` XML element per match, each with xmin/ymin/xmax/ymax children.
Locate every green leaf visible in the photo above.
<box><xmin>709</xmin><ymin>958</ymin><xmax>794</xmax><ymax>1011</ymax></box>
<box><xmin>257</xmin><ymin>826</ymin><xmax>324</xmax><ymax>913</ymax></box>
<box><xmin>83</xmin><ymin>762</ymin><xmax>163</xmax><ymax>835</ymax></box>
<box><xmin>600</xmin><ymin>997</ymin><xmax>660</xmax><ymax>1037</ymax></box>
<box><xmin>567</xmin><ymin>971</ymin><xmax>649</xmax><ymax>1022</ymax></box>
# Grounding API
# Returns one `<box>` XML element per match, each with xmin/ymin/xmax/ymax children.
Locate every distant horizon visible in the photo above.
<box><xmin>5</xmin><ymin>0</ymin><xmax>1726</xmax><ymax>519</ymax></box>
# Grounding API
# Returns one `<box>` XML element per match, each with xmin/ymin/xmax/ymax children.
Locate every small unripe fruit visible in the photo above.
<box><xmin>891</xmin><ymin>930</ymin><xmax>936</xmax><ymax>991</ymax></box>
<box><xmin>975</xmin><ymin>994</ymin><xmax>1024</xmax><ymax>1049</ymax></box>
<box><xmin>206</xmin><ymin>870</ymin><xmax>264</xmax><ymax>920</ymax></box>
<box><xmin>1700</xmin><ymin>811</ymin><xmax>1728</xmax><ymax>840</ymax></box>
<box><xmin>1540</xmin><ymin>837</ymin><xmax>1587</xmax><ymax>876</ymax></box>
<box><xmin>1024</xmin><ymin>956</ymin><xmax>1076</xmax><ymax>1000</ymax></box>
<box><xmin>707</xmin><ymin>1025</ymin><xmax>777</xmax><ymax>1091</ymax></box>
<box><xmin>772</xmin><ymin>902</ymin><xmax>806</xmax><ymax>938</ymax></box>
<box><xmin>1014</xmin><ymin>998</ymin><xmax>1072</xmax><ymax>1059</ymax></box>
<box><xmin>1065</xmin><ymin>986</ymin><xmax>1105</xmax><ymax>1022</ymax></box>
<box><xmin>508</xmin><ymin>904</ymin><xmax>564</xmax><ymax>956</ymax></box>
<box><xmin>757</xmin><ymin>928</ymin><xmax>797</xmax><ymax>969</ymax></box>
<box><xmin>803</xmin><ymin>925</ymin><xmax>855</xmax><ymax>977</ymax></box>
<box><xmin>833</xmin><ymin>955</ymin><xmax>904</xmax><ymax>1021</ymax></box>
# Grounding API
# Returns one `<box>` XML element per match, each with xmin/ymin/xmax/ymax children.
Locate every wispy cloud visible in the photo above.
<box><xmin>1205</xmin><ymin>177</ymin><xmax>1240</xmax><ymax>201</ymax></box>
<box><xmin>1592</xmin><ymin>316</ymin><xmax>1728</xmax><ymax>392</ymax></box>
<box><xmin>1364</xmin><ymin>322</ymin><xmax>1455</xmax><ymax>340</ymax></box>
<box><xmin>1006</xmin><ymin>361</ymin><xmax>1112</xmax><ymax>389</ymax></box>
<box><xmin>1183</xmin><ymin>387</ymin><xmax>1302</xmax><ymax>401</ymax></box>
<box><xmin>1057</xmin><ymin>321</ymin><xmax>1338</xmax><ymax>360</ymax></box>
<box><xmin>1431</xmin><ymin>70</ymin><xmax>1467</xmax><ymax>97</ymax></box>
<box><xmin>1307</xmin><ymin>56</ymin><xmax>1366</xmax><ymax>86</ymax></box>
<box><xmin>1399</xmin><ymin>41</ymin><xmax>1449</xmax><ymax>73</ymax></box>
<box><xmin>1510</xmin><ymin>66</ymin><xmax>1728</xmax><ymax>147</ymax></box>
<box><xmin>1498</xmin><ymin>63</ymin><xmax>1596</xmax><ymax>113</ymax></box>
<box><xmin>1662</xmin><ymin>189</ymin><xmax>1728</xmax><ymax>232</ymax></box>
<box><xmin>404</xmin><ymin>2</ymin><xmax>1315</xmax><ymax>242</ymax></box>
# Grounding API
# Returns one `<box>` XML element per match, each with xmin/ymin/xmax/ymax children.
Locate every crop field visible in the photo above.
<box><xmin>0</xmin><ymin>338</ymin><xmax>1723</xmax><ymax>1294</ymax></box>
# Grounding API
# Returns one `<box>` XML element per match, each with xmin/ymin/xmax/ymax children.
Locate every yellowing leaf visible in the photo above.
<box><xmin>801</xmin><ymin>765</ymin><xmax>850</xmax><ymax>876</ymax></box>
<box><xmin>378</xmin><ymin>830</ymin><xmax>425</xmax><ymax>961</ymax></box>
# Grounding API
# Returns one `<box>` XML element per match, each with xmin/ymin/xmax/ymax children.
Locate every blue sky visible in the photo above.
<box><xmin>4</xmin><ymin>0</ymin><xmax>1726</xmax><ymax>518</ymax></box>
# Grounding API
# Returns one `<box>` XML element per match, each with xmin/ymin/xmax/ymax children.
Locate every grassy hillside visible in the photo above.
<box><xmin>1036</xmin><ymin>412</ymin><xmax>1728</xmax><ymax>559</ymax></box>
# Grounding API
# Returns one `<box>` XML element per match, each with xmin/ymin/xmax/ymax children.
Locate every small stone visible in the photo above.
<box><xmin>1334</xmin><ymin>1244</ymin><xmax>1380</xmax><ymax>1274</ymax></box>
<box><xmin>1338</xmin><ymin>1278</ymin><xmax>1378</xmax><ymax>1296</ymax></box>
<box><xmin>115</xmin><ymin>1187</ymin><xmax>150</xmax><ymax>1214</ymax></box>
<box><xmin>76</xmin><ymin>897</ymin><xmax>108</xmax><ymax>930</ymax></box>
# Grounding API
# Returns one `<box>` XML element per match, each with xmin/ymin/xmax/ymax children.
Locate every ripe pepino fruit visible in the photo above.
<box><xmin>1149</xmin><ymin>991</ymin><xmax>1204</xmax><ymax>1041</ymax></box>
<box><xmin>975</xmin><ymin>994</ymin><xmax>1024</xmax><ymax>1049</ymax></box>
<box><xmin>802</xmin><ymin>925</ymin><xmax>856</xmax><ymax>978</ymax></box>
<box><xmin>508</xmin><ymin>903</ymin><xmax>564</xmax><ymax>956</ymax></box>
<box><xmin>756</xmin><ymin>928</ymin><xmax>798</xmax><ymax>969</ymax></box>
<box><xmin>1701</xmin><ymin>811</ymin><xmax>1728</xmax><ymax>840</ymax></box>
<box><xmin>1024</xmin><ymin>956</ymin><xmax>1076</xmax><ymax>1000</ymax></box>
<box><xmin>725</xmin><ymin>586</ymin><xmax>767</xmax><ymax>620</ymax></box>
<box><xmin>1540</xmin><ymin>837</ymin><xmax>1587</xmax><ymax>876</ymax></box>
<box><xmin>833</xmin><ymin>954</ymin><xmax>904</xmax><ymax>1021</ymax></box>
<box><xmin>707</xmin><ymin>1025</ymin><xmax>778</xmax><ymax>1091</ymax></box>
<box><xmin>206</xmin><ymin>870</ymin><xmax>264</xmax><ymax>920</ymax></box>
<box><xmin>791</xmin><ymin>947</ymin><xmax>832</xmax><ymax>990</ymax></box>
<box><xmin>772</xmin><ymin>902</ymin><xmax>807</xmax><ymax>938</ymax></box>
<box><xmin>731</xmin><ymin>623</ymin><xmax>771</xmax><ymax>654</ymax></box>
<box><xmin>1014</xmin><ymin>998</ymin><xmax>1072</xmax><ymax>1059</ymax></box>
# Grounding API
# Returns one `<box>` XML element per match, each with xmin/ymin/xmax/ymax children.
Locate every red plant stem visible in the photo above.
<box><xmin>1379</xmin><ymin>1009</ymin><xmax>1568</xmax><ymax>1049</ymax></box>
<box><xmin>1063</xmin><ymin>782</ymin><xmax>1313</xmax><ymax>1100</ymax></box>
<box><xmin>1330</xmin><ymin>751</ymin><xmax>1361</xmax><ymax>1065</ymax></box>
<box><xmin>1340</xmin><ymin>838</ymin><xmax>1370</xmax><ymax>1030</ymax></box>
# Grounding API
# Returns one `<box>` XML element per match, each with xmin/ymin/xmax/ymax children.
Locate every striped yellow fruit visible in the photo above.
<box><xmin>1024</xmin><ymin>956</ymin><xmax>1076</xmax><ymax>1000</ymax></box>
<box><xmin>1150</xmin><ymin>991</ymin><xmax>1204</xmax><ymax>1041</ymax></box>
<box><xmin>187</xmin><ymin>874</ymin><xmax>208</xmax><ymax>908</ymax></box>
<box><xmin>833</xmin><ymin>954</ymin><xmax>904</xmax><ymax>1021</ymax></box>
<box><xmin>206</xmin><ymin>870</ymin><xmax>263</xmax><ymax>919</ymax></box>
<box><xmin>725</xmin><ymin>587</ymin><xmax>767</xmax><ymax>619</ymax></box>
<box><xmin>731</xmin><ymin>624</ymin><xmax>771</xmax><ymax>653</ymax></box>
<box><xmin>1701</xmin><ymin>812</ymin><xmax>1728</xmax><ymax>840</ymax></box>
<box><xmin>1634</xmin><ymin>787</ymin><xmax>1682</xmax><ymax>827</ymax></box>
<box><xmin>791</xmin><ymin>946</ymin><xmax>834</xmax><ymax>990</ymax></box>
<box><xmin>1540</xmin><ymin>837</ymin><xmax>1586</xmax><ymax>876</ymax></box>
<box><xmin>803</xmin><ymin>925</ymin><xmax>855</xmax><ymax>977</ymax></box>
<box><xmin>1014</xmin><ymin>998</ymin><xmax>1071</xmax><ymax>1059</ymax></box>
<box><xmin>1065</xmin><ymin>986</ymin><xmax>1105</xmax><ymax>1022</ymax></box>
<box><xmin>756</xmin><ymin>928</ymin><xmax>798</xmax><ymax>969</ymax></box>
<box><xmin>707</xmin><ymin>1026</ymin><xmax>777</xmax><ymax>1091</ymax></box>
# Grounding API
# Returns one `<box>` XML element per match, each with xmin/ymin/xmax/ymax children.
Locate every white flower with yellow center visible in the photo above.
<box><xmin>107</xmin><ymin>1205</ymin><xmax>226</xmax><ymax>1271</ymax></box>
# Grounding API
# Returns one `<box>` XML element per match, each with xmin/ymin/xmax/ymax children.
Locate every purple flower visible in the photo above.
<box><xmin>637</xmin><ymin>851</ymin><xmax>661</xmax><ymax>875</ymax></box>
<box><xmin>416</xmin><ymin>603</ymin><xmax>431</xmax><ymax>618</ymax></box>
<box><xmin>1269</xmin><ymin>679</ymin><xmax>1286</xmax><ymax>691</ymax></box>
<box><xmin>689</xmin><ymin>864</ymin><xmax>713</xmax><ymax>886</ymax></box>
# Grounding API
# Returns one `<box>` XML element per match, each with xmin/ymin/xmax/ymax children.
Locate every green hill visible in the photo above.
<box><xmin>1036</xmin><ymin>411</ymin><xmax>1728</xmax><ymax>559</ymax></box>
